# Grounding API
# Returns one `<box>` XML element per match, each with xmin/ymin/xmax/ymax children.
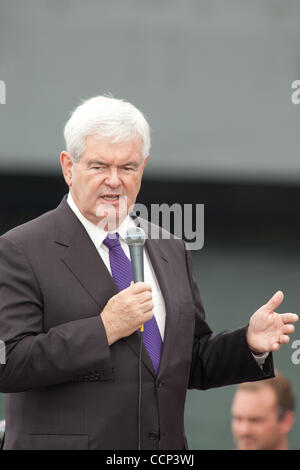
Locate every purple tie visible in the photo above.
<box><xmin>103</xmin><ymin>233</ymin><xmax>162</xmax><ymax>374</ymax></box>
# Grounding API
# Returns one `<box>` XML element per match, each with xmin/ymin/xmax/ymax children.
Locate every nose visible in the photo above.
<box><xmin>104</xmin><ymin>168</ymin><xmax>121</xmax><ymax>188</ymax></box>
<box><xmin>235</xmin><ymin>420</ymin><xmax>252</xmax><ymax>436</ymax></box>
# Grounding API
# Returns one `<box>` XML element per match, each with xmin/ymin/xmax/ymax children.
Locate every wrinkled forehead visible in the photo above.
<box><xmin>232</xmin><ymin>388</ymin><xmax>278</xmax><ymax>417</ymax></box>
<box><xmin>82</xmin><ymin>135</ymin><xmax>144</xmax><ymax>164</ymax></box>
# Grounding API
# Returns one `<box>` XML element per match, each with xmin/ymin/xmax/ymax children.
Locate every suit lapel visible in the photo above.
<box><xmin>144</xmin><ymin>237</ymin><xmax>180</xmax><ymax>379</ymax></box>
<box><xmin>53</xmin><ymin>196</ymin><xmax>119</xmax><ymax>311</ymax></box>
<box><xmin>61</xmin><ymin>228</ymin><xmax>119</xmax><ymax>311</ymax></box>
<box><xmin>136</xmin><ymin>218</ymin><xmax>181</xmax><ymax>379</ymax></box>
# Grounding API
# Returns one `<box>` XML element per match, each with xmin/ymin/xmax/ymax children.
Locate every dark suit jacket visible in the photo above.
<box><xmin>0</xmin><ymin>196</ymin><xmax>274</xmax><ymax>450</ymax></box>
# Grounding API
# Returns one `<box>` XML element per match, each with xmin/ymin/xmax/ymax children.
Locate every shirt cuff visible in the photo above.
<box><xmin>252</xmin><ymin>351</ymin><xmax>269</xmax><ymax>368</ymax></box>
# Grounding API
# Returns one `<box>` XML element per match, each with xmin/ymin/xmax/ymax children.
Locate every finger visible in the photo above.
<box><xmin>271</xmin><ymin>335</ymin><xmax>290</xmax><ymax>351</ymax></box>
<box><xmin>128</xmin><ymin>282</ymin><xmax>152</xmax><ymax>294</ymax></box>
<box><xmin>279</xmin><ymin>334</ymin><xmax>290</xmax><ymax>344</ymax></box>
<box><xmin>283</xmin><ymin>324</ymin><xmax>295</xmax><ymax>334</ymax></box>
<box><xmin>135</xmin><ymin>291</ymin><xmax>153</xmax><ymax>304</ymax></box>
<box><xmin>141</xmin><ymin>301</ymin><xmax>154</xmax><ymax>313</ymax></box>
<box><xmin>281</xmin><ymin>313</ymin><xmax>299</xmax><ymax>324</ymax></box>
<box><xmin>143</xmin><ymin>310</ymin><xmax>154</xmax><ymax>323</ymax></box>
<box><xmin>265</xmin><ymin>291</ymin><xmax>284</xmax><ymax>311</ymax></box>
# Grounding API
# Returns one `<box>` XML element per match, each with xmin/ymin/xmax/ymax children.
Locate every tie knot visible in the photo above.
<box><xmin>103</xmin><ymin>232</ymin><xmax>121</xmax><ymax>250</ymax></box>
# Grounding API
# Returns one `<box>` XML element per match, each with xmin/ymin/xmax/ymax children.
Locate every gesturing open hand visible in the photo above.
<box><xmin>246</xmin><ymin>291</ymin><xmax>298</xmax><ymax>354</ymax></box>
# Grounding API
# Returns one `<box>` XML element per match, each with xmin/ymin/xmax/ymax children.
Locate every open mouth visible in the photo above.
<box><xmin>100</xmin><ymin>195</ymin><xmax>120</xmax><ymax>202</ymax></box>
<box><xmin>96</xmin><ymin>195</ymin><xmax>128</xmax><ymax>221</ymax></box>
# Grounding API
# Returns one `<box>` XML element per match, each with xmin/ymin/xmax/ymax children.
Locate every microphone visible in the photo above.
<box><xmin>124</xmin><ymin>226</ymin><xmax>147</xmax><ymax>451</ymax></box>
<box><xmin>124</xmin><ymin>227</ymin><xmax>147</xmax><ymax>283</ymax></box>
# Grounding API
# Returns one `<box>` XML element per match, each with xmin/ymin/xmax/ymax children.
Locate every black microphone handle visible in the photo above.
<box><xmin>129</xmin><ymin>245</ymin><xmax>144</xmax><ymax>283</ymax></box>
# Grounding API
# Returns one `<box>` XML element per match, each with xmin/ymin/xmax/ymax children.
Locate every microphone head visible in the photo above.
<box><xmin>124</xmin><ymin>227</ymin><xmax>147</xmax><ymax>246</ymax></box>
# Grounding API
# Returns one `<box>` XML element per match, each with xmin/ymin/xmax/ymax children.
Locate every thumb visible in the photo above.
<box><xmin>264</xmin><ymin>290</ymin><xmax>284</xmax><ymax>312</ymax></box>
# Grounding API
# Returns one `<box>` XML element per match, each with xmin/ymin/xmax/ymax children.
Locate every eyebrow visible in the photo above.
<box><xmin>86</xmin><ymin>159</ymin><xmax>140</xmax><ymax>168</ymax></box>
<box><xmin>86</xmin><ymin>159</ymin><xmax>107</xmax><ymax>167</ymax></box>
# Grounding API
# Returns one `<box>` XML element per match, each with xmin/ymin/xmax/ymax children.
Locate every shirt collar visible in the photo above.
<box><xmin>67</xmin><ymin>192</ymin><xmax>136</xmax><ymax>249</ymax></box>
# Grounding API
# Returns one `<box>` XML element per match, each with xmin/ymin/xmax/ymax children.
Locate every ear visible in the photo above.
<box><xmin>142</xmin><ymin>154</ymin><xmax>150</xmax><ymax>170</ymax></box>
<box><xmin>280</xmin><ymin>410</ymin><xmax>295</xmax><ymax>435</ymax></box>
<box><xmin>60</xmin><ymin>151</ymin><xmax>73</xmax><ymax>187</ymax></box>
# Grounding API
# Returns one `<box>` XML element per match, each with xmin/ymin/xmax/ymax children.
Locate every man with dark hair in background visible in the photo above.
<box><xmin>231</xmin><ymin>371</ymin><xmax>295</xmax><ymax>450</ymax></box>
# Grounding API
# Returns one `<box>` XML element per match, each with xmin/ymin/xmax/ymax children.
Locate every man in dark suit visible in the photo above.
<box><xmin>0</xmin><ymin>96</ymin><xmax>297</xmax><ymax>450</ymax></box>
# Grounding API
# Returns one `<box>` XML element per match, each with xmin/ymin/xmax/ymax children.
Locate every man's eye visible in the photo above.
<box><xmin>123</xmin><ymin>166</ymin><xmax>135</xmax><ymax>172</ymax></box>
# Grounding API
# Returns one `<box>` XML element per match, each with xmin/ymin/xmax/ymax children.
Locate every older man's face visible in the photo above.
<box><xmin>61</xmin><ymin>135</ymin><xmax>148</xmax><ymax>228</ymax></box>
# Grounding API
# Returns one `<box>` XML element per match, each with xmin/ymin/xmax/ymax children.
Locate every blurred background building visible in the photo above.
<box><xmin>0</xmin><ymin>0</ymin><xmax>300</xmax><ymax>449</ymax></box>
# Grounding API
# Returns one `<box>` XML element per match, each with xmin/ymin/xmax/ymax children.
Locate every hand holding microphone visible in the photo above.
<box><xmin>100</xmin><ymin>228</ymin><xmax>154</xmax><ymax>345</ymax></box>
<box><xmin>124</xmin><ymin>227</ymin><xmax>147</xmax><ymax>332</ymax></box>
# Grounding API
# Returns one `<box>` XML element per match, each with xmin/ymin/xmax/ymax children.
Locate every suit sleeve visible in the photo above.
<box><xmin>184</xmin><ymin>247</ymin><xmax>275</xmax><ymax>390</ymax></box>
<box><xmin>0</xmin><ymin>237</ymin><xmax>113</xmax><ymax>392</ymax></box>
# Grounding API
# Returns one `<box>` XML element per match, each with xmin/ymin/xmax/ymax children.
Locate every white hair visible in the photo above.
<box><xmin>63</xmin><ymin>95</ymin><xmax>151</xmax><ymax>162</ymax></box>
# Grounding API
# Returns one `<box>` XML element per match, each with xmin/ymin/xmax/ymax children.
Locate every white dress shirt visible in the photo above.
<box><xmin>67</xmin><ymin>193</ymin><xmax>166</xmax><ymax>340</ymax></box>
